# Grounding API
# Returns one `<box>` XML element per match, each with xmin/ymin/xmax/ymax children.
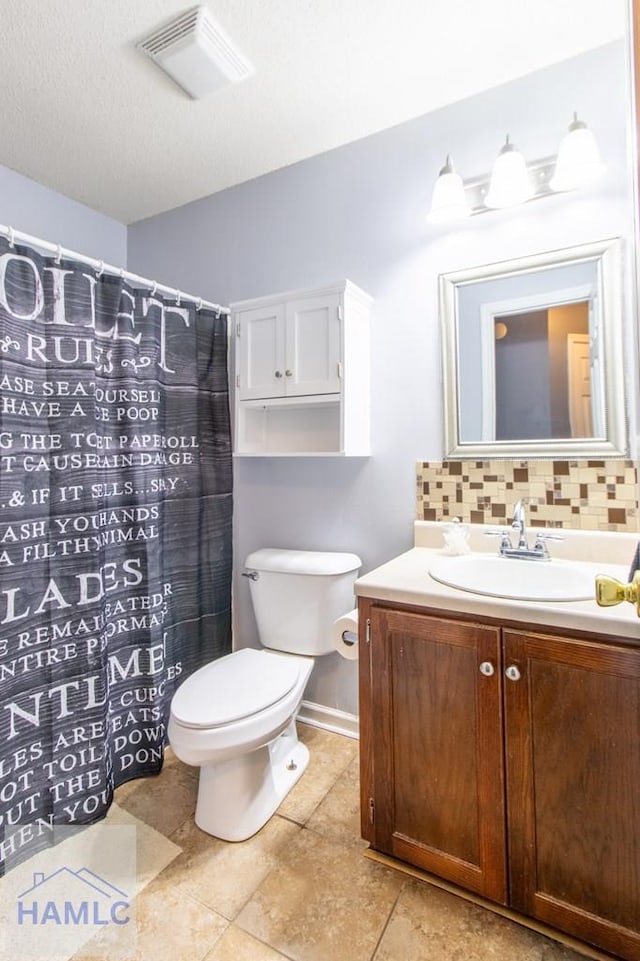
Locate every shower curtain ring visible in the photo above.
<box><xmin>215</xmin><ymin>307</ymin><xmax>221</xmax><ymax>319</ymax></box>
<box><xmin>176</xmin><ymin>290</ymin><xmax>182</xmax><ymax>306</ymax></box>
<box><xmin>55</xmin><ymin>244</ymin><xmax>62</xmax><ymax>264</ymax></box>
<box><xmin>7</xmin><ymin>227</ymin><xmax>15</xmax><ymax>248</ymax></box>
<box><xmin>150</xmin><ymin>280</ymin><xmax>157</xmax><ymax>296</ymax></box>
<box><xmin>196</xmin><ymin>298</ymin><xmax>203</xmax><ymax>311</ymax></box>
<box><xmin>96</xmin><ymin>260</ymin><xmax>105</xmax><ymax>278</ymax></box>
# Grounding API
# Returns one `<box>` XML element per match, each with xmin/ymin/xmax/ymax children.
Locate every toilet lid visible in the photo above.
<box><xmin>170</xmin><ymin>648</ymin><xmax>301</xmax><ymax>729</ymax></box>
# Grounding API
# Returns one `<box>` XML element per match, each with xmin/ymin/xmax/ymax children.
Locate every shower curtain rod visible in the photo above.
<box><xmin>0</xmin><ymin>222</ymin><xmax>230</xmax><ymax>316</ymax></box>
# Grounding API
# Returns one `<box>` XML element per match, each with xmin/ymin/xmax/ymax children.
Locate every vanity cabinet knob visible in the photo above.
<box><xmin>275</xmin><ymin>370</ymin><xmax>283</xmax><ymax>378</ymax></box>
<box><xmin>505</xmin><ymin>665</ymin><xmax>521</xmax><ymax>681</ymax></box>
<box><xmin>285</xmin><ymin>369</ymin><xmax>293</xmax><ymax>377</ymax></box>
<box><xmin>479</xmin><ymin>661</ymin><xmax>495</xmax><ymax>677</ymax></box>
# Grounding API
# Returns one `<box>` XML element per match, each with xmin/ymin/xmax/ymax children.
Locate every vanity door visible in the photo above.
<box><xmin>367</xmin><ymin>606</ymin><xmax>507</xmax><ymax>903</ymax></box>
<box><xmin>503</xmin><ymin>629</ymin><xmax>640</xmax><ymax>961</ymax></box>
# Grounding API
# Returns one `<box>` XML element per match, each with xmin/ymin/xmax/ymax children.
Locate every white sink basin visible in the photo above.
<box><xmin>428</xmin><ymin>553</ymin><xmax>597</xmax><ymax>602</ymax></box>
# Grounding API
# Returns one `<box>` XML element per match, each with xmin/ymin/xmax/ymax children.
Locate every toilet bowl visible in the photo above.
<box><xmin>168</xmin><ymin>548</ymin><xmax>361</xmax><ymax>841</ymax></box>
<box><xmin>169</xmin><ymin>648</ymin><xmax>313</xmax><ymax>840</ymax></box>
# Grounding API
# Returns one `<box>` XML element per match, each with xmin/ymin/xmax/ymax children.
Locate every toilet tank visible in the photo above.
<box><xmin>244</xmin><ymin>548</ymin><xmax>361</xmax><ymax>655</ymax></box>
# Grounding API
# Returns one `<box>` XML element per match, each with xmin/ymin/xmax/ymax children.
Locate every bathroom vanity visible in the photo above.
<box><xmin>356</xmin><ymin>523</ymin><xmax>640</xmax><ymax>961</ymax></box>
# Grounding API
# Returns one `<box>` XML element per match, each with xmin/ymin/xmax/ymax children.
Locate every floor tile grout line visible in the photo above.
<box><xmin>183</xmin><ymin>894</ymin><xmax>230</xmax><ymax>961</ymax></box>
<box><xmin>367</xmin><ymin>881</ymin><xmax>408</xmax><ymax>961</ymax></box>
<box><xmin>275</xmin><ymin>811</ymin><xmax>307</xmax><ymax>828</ymax></box>
<box><xmin>168</xmin><ymin>810</ymin><xmax>197</xmax><ymax>843</ymax></box>
<box><xmin>174</xmin><ymin>817</ymin><xmax>307</xmax><ymax>925</ymax></box>
<box><xmin>222</xmin><ymin>854</ymin><xmax>289</xmax><ymax>924</ymax></box>
<box><xmin>302</xmin><ymin>818</ymin><xmax>367</xmax><ymax>850</ymax></box>
<box><xmin>278</xmin><ymin>751</ymin><xmax>359</xmax><ymax>826</ymax></box>
<box><xmin>232</xmin><ymin>921</ymin><xmax>300</xmax><ymax>961</ymax></box>
<box><xmin>227</xmin><ymin>821</ymin><xmax>346</xmax><ymax>926</ymax></box>
<box><xmin>173</xmin><ymin>881</ymin><xmax>238</xmax><ymax>923</ymax></box>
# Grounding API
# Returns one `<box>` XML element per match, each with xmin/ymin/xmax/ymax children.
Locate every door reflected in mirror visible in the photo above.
<box><xmin>493</xmin><ymin>299</ymin><xmax>595</xmax><ymax>440</ymax></box>
<box><xmin>439</xmin><ymin>238</ymin><xmax>626</xmax><ymax>458</ymax></box>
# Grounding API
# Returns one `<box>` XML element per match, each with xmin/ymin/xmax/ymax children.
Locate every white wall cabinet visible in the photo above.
<box><xmin>232</xmin><ymin>280</ymin><xmax>372</xmax><ymax>456</ymax></box>
<box><xmin>237</xmin><ymin>293</ymin><xmax>341</xmax><ymax>400</ymax></box>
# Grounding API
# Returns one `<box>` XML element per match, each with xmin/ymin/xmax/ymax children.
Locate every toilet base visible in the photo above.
<box><xmin>194</xmin><ymin>719</ymin><xmax>310</xmax><ymax>841</ymax></box>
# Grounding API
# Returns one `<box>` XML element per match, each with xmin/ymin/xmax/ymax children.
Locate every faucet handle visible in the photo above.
<box><xmin>485</xmin><ymin>528</ymin><xmax>511</xmax><ymax>550</ymax></box>
<box><xmin>532</xmin><ymin>531</ymin><xmax>564</xmax><ymax>558</ymax></box>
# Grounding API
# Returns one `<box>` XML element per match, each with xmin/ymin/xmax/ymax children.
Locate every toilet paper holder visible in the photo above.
<box><xmin>341</xmin><ymin>630</ymin><xmax>357</xmax><ymax>648</ymax></box>
<box><xmin>333</xmin><ymin>608</ymin><xmax>359</xmax><ymax>660</ymax></box>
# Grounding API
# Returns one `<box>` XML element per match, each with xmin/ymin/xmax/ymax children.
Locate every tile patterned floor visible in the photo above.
<box><xmin>75</xmin><ymin>724</ymin><xmax>590</xmax><ymax>961</ymax></box>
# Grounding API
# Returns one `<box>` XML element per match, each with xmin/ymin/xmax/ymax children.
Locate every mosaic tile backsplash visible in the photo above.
<box><xmin>417</xmin><ymin>460</ymin><xmax>639</xmax><ymax>532</ymax></box>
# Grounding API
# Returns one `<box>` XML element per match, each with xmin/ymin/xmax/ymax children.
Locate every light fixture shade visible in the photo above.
<box><xmin>484</xmin><ymin>136</ymin><xmax>534</xmax><ymax>209</ymax></box>
<box><xmin>427</xmin><ymin>156</ymin><xmax>470</xmax><ymax>223</ymax></box>
<box><xmin>550</xmin><ymin>114</ymin><xmax>605</xmax><ymax>192</ymax></box>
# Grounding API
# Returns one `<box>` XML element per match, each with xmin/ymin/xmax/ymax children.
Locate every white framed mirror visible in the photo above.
<box><xmin>439</xmin><ymin>238</ymin><xmax>627</xmax><ymax>459</ymax></box>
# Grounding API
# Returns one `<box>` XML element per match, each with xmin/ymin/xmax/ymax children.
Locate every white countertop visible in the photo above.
<box><xmin>355</xmin><ymin>522</ymin><xmax>640</xmax><ymax>641</ymax></box>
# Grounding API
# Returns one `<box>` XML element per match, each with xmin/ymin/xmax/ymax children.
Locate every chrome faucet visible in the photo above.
<box><xmin>486</xmin><ymin>498</ymin><xmax>563</xmax><ymax>560</ymax></box>
<box><xmin>512</xmin><ymin>499</ymin><xmax>528</xmax><ymax>549</ymax></box>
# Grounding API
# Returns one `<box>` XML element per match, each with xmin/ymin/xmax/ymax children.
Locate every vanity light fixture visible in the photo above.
<box><xmin>484</xmin><ymin>135</ymin><xmax>534</xmax><ymax>209</ymax></box>
<box><xmin>550</xmin><ymin>113</ymin><xmax>606</xmax><ymax>192</ymax></box>
<box><xmin>428</xmin><ymin>113</ymin><xmax>605</xmax><ymax>222</ymax></box>
<box><xmin>427</xmin><ymin>155</ymin><xmax>470</xmax><ymax>224</ymax></box>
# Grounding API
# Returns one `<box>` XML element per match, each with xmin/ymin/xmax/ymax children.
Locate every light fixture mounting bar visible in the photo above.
<box><xmin>464</xmin><ymin>156</ymin><xmax>557</xmax><ymax>215</ymax></box>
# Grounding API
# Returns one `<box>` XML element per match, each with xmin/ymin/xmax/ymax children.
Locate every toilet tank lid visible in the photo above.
<box><xmin>244</xmin><ymin>548</ymin><xmax>361</xmax><ymax>576</ymax></box>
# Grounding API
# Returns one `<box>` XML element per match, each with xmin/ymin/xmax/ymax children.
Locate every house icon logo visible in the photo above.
<box><xmin>17</xmin><ymin>867</ymin><xmax>130</xmax><ymax>927</ymax></box>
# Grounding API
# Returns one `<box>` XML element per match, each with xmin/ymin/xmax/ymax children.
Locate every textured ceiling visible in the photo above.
<box><xmin>0</xmin><ymin>0</ymin><xmax>628</xmax><ymax>225</ymax></box>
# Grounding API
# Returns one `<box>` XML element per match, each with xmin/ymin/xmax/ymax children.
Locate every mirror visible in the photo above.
<box><xmin>439</xmin><ymin>238</ymin><xmax>627</xmax><ymax>459</ymax></box>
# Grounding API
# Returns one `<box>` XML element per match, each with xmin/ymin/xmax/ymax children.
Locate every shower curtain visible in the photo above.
<box><xmin>0</xmin><ymin>238</ymin><xmax>232</xmax><ymax>873</ymax></box>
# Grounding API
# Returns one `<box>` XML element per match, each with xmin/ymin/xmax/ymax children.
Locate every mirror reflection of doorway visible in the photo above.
<box><xmin>494</xmin><ymin>300</ymin><xmax>590</xmax><ymax>440</ymax></box>
<box><xmin>567</xmin><ymin>332</ymin><xmax>593</xmax><ymax>436</ymax></box>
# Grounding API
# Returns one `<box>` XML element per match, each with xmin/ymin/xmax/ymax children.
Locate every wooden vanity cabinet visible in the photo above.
<box><xmin>359</xmin><ymin>599</ymin><xmax>640</xmax><ymax>961</ymax></box>
<box><xmin>362</xmin><ymin>605</ymin><xmax>508</xmax><ymax>901</ymax></box>
<box><xmin>503</xmin><ymin>628</ymin><xmax>640</xmax><ymax>959</ymax></box>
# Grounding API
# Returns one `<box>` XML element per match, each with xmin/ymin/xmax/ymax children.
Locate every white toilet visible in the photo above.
<box><xmin>168</xmin><ymin>548</ymin><xmax>361</xmax><ymax>841</ymax></box>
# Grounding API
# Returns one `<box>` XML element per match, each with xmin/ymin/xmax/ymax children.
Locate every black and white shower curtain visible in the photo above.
<box><xmin>0</xmin><ymin>238</ymin><xmax>232</xmax><ymax>872</ymax></box>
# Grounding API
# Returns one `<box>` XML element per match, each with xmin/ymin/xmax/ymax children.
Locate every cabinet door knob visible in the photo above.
<box><xmin>275</xmin><ymin>370</ymin><xmax>283</xmax><ymax>378</ymax></box>
<box><xmin>505</xmin><ymin>665</ymin><xmax>521</xmax><ymax>681</ymax></box>
<box><xmin>285</xmin><ymin>369</ymin><xmax>293</xmax><ymax>377</ymax></box>
<box><xmin>479</xmin><ymin>661</ymin><xmax>495</xmax><ymax>677</ymax></box>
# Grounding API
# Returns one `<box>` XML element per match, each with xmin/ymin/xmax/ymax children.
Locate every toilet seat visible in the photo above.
<box><xmin>170</xmin><ymin>648</ymin><xmax>301</xmax><ymax>729</ymax></box>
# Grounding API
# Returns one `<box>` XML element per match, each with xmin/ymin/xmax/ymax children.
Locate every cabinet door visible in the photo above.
<box><xmin>284</xmin><ymin>294</ymin><xmax>341</xmax><ymax>396</ymax></box>
<box><xmin>369</xmin><ymin>607</ymin><xmax>507</xmax><ymax>902</ymax></box>
<box><xmin>504</xmin><ymin>630</ymin><xmax>640</xmax><ymax>961</ymax></box>
<box><xmin>237</xmin><ymin>304</ymin><xmax>286</xmax><ymax>400</ymax></box>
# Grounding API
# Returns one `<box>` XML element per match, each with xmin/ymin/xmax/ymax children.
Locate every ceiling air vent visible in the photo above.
<box><xmin>137</xmin><ymin>6</ymin><xmax>254</xmax><ymax>99</ymax></box>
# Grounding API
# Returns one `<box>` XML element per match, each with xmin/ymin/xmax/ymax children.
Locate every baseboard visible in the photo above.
<box><xmin>297</xmin><ymin>700</ymin><xmax>359</xmax><ymax>740</ymax></box>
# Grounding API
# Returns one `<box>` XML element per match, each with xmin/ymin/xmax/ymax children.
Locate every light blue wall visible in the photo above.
<box><xmin>0</xmin><ymin>165</ymin><xmax>126</xmax><ymax>265</ymax></box>
<box><xmin>128</xmin><ymin>42</ymin><xmax>635</xmax><ymax>716</ymax></box>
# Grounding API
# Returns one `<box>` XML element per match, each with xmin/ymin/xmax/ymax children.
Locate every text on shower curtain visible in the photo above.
<box><xmin>0</xmin><ymin>242</ymin><xmax>232</xmax><ymax>871</ymax></box>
